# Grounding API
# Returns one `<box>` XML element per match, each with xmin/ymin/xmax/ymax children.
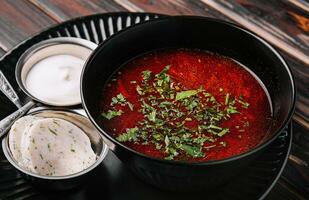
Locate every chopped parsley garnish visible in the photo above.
<box><xmin>237</xmin><ymin>99</ymin><xmax>250</xmax><ymax>108</ymax></box>
<box><xmin>102</xmin><ymin>65</ymin><xmax>250</xmax><ymax>160</ymax></box>
<box><xmin>180</xmin><ymin>144</ymin><xmax>205</xmax><ymax>158</ymax></box>
<box><xmin>111</xmin><ymin>93</ymin><xmax>126</xmax><ymax>106</ymax></box>
<box><xmin>48</xmin><ymin>128</ymin><xmax>58</xmax><ymax>136</ymax></box>
<box><xmin>148</xmin><ymin>110</ymin><xmax>157</xmax><ymax>122</ymax></box>
<box><xmin>176</xmin><ymin>90</ymin><xmax>198</xmax><ymax>101</ymax></box>
<box><xmin>116</xmin><ymin>127</ymin><xmax>139</xmax><ymax>142</ymax></box>
<box><xmin>136</xmin><ymin>85</ymin><xmax>144</xmax><ymax>95</ymax></box>
<box><xmin>142</xmin><ymin>70</ymin><xmax>152</xmax><ymax>81</ymax></box>
<box><xmin>101</xmin><ymin>109</ymin><xmax>123</xmax><ymax>120</ymax></box>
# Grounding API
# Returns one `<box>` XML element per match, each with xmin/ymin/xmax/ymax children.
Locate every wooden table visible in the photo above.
<box><xmin>0</xmin><ymin>0</ymin><xmax>308</xmax><ymax>199</ymax></box>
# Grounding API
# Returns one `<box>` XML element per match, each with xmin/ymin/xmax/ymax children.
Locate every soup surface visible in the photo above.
<box><xmin>100</xmin><ymin>49</ymin><xmax>272</xmax><ymax>162</ymax></box>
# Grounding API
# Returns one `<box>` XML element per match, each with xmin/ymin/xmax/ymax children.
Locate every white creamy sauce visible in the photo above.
<box><xmin>9</xmin><ymin>116</ymin><xmax>96</xmax><ymax>176</ymax></box>
<box><xmin>25</xmin><ymin>55</ymin><xmax>84</xmax><ymax>105</ymax></box>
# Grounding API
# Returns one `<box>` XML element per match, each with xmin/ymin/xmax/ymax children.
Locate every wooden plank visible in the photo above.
<box><xmin>0</xmin><ymin>0</ymin><xmax>56</xmax><ymax>52</ymax></box>
<box><xmin>284</xmin><ymin>53</ymin><xmax>309</xmax><ymax>128</ymax></box>
<box><xmin>286</xmin><ymin>0</ymin><xmax>309</xmax><ymax>13</ymax></box>
<box><xmin>113</xmin><ymin>0</ymin><xmax>228</xmax><ymax>19</ymax></box>
<box><xmin>29</xmin><ymin>0</ymin><xmax>126</xmax><ymax>22</ymax></box>
<box><xmin>201</xmin><ymin>0</ymin><xmax>309</xmax><ymax>65</ymax></box>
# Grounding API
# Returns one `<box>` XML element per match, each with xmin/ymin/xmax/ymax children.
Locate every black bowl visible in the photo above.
<box><xmin>81</xmin><ymin>16</ymin><xmax>295</xmax><ymax>191</ymax></box>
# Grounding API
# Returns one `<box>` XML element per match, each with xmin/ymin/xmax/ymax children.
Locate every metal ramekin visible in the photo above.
<box><xmin>2</xmin><ymin>108</ymin><xmax>108</xmax><ymax>190</ymax></box>
<box><xmin>15</xmin><ymin>37</ymin><xmax>97</xmax><ymax>107</ymax></box>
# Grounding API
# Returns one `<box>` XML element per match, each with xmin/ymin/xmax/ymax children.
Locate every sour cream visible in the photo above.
<box><xmin>17</xmin><ymin>38</ymin><xmax>97</xmax><ymax>106</ymax></box>
<box><xmin>25</xmin><ymin>55</ymin><xmax>84</xmax><ymax>106</ymax></box>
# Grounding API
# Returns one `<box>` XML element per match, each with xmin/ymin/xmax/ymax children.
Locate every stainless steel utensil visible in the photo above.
<box><xmin>0</xmin><ymin>70</ymin><xmax>35</xmax><ymax>139</ymax></box>
<box><xmin>0</xmin><ymin>101</ymin><xmax>36</xmax><ymax>138</ymax></box>
<box><xmin>0</xmin><ymin>70</ymin><xmax>22</xmax><ymax>108</ymax></box>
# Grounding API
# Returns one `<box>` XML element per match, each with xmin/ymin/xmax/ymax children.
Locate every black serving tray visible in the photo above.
<box><xmin>0</xmin><ymin>12</ymin><xmax>292</xmax><ymax>200</ymax></box>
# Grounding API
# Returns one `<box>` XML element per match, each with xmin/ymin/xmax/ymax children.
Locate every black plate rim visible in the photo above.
<box><xmin>259</xmin><ymin>122</ymin><xmax>293</xmax><ymax>200</ymax></box>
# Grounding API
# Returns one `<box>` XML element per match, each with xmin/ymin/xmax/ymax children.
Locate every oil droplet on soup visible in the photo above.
<box><xmin>99</xmin><ymin>49</ymin><xmax>272</xmax><ymax>162</ymax></box>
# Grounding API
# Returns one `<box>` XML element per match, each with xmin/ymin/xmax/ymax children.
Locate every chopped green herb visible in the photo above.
<box><xmin>127</xmin><ymin>102</ymin><xmax>134</xmax><ymax>111</ymax></box>
<box><xmin>116</xmin><ymin>93</ymin><xmax>126</xmax><ymax>103</ymax></box>
<box><xmin>155</xmin><ymin>143</ymin><xmax>162</xmax><ymax>150</ymax></box>
<box><xmin>180</xmin><ymin>144</ymin><xmax>205</xmax><ymax>158</ymax></box>
<box><xmin>193</xmin><ymin>137</ymin><xmax>209</xmax><ymax>145</ymax></box>
<box><xmin>227</xmin><ymin>106</ymin><xmax>239</xmax><ymax>114</ymax></box>
<box><xmin>102</xmin><ymin>65</ymin><xmax>251</xmax><ymax>160</ymax></box>
<box><xmin>157</xmin><ymin>79</ymin><xmax>163</xmax><ymax>86</ymax></box>
<box><xmin>116</xmin><ymin>127</ymin><xmax>139</xmax><ymax>142</ymax></box>
<box><xmin>164</xmin><ymin>135</ymin><xmax>170</xmax><ymax>148</ymax></box>
<box><xmin>210</xmin><ymin>96</ymin><xmax>216</xmax><ymax>103</ymax></box>
<box><xmin>217</xmin><ymin>128</ymin><xmax>229</xmax><ymax>137</ymax></box>
<box><xmin>101</xmin><ymin>109</ymin><xmax>123</xmax><ymax>120</ymax></box>
<box><xmin>176</xmin><ymin>90</ymin><xmax>198</xmax><ymax>101</ymax></box>
<box><xmin>203</xmin><ymin>92</ymin><xmax>211</xmax><ymax>97</ymax></box>
<box><xmin>237</xmin><ymin>99</ymin><xmax>250</xmax><ymax>108</ymax></box>
<box><xmin>136</xmin><ymin>85</ymin><xmax>144</xmax><ymax>95</ymax></box>
<box><xmin>157</xmin><ymin>65</ymin><xmax>170</xmax><ymax>78</ymax></box>
<box><xmin>153</xmin><ymin>133</ymin><xmax>163</xmax><ymax>141</ymax></box>
<box><xmin>209</xmin><ymin>124</ymin><xmax>222</xmax><ymax>130</ymax></box>
<box><xmin>111</xmin><ymin>93</ymin><xmax>127</xmax><ymax>106</ymax></box>
<box><xmin>48</xmin><ymin>128</ymin><xmax>58</xmax><ymax>136</ymax></box>
<box><xmin>142</xmin><ymin>70</ymin><xmax>152</xmax><ymax>81</ymax></box>
<box><xmin>225</xmin><ymin>93</ymin><xmax>230</xmax><ymax>105</ymax></box>
<box><xmin>186</xmin><ymin>99</ymin><xmax>198</xmax><ymax>111</ymax></box>
<box><xmin>164</xmin><ymin>147</ymin><xmax>178</xmax><ymax>160</ymax></box>
<box><xmin>148</xmin><ymin>110</ymin><xmax>157</xmax><ymax>122</ymax></box>
<box><xmin>53</xmin><ymin>120</ymin><xmax>60</xmax><ymax>126</ymax></box>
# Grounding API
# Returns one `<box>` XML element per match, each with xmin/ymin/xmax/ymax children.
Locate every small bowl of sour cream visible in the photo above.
<box><xmin>16</xmin><ymin>37</ymin><xmax>97</xmax><ymax>106</ymax></box>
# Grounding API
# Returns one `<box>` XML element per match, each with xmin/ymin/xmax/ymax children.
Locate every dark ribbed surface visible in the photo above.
<box><xmin>0</xmin><ymin>13</ymin><xmax>291</xmax><ymax>200</ymax></box>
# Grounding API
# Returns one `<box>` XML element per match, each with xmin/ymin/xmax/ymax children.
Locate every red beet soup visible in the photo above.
<box><xmin>99</xmin><ymin>49</ymin><xmax>272</xmax><ymax>162</ymax></box>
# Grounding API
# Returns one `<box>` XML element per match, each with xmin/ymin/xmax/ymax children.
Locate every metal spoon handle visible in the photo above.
<box><xmin>0</xmin><ymin>101</ymin><xmax>36</xmax><ymax>138</ymax></box>
<box><xmin>0</xmin><ymin>70</ymin><xmax>22</xmax><ymax>108</ymax></box>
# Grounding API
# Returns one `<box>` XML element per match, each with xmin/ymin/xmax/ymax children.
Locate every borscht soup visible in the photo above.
<box><xmin>99</xmin><ymin>49</ymin><xmax>272</xmax><ymax>162</ymax></box>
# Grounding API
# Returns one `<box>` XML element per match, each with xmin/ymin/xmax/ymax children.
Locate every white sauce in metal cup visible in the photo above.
<box><xmin>25</xmin><ymin>55</ymin><xmax>84</xmax><ymax>106</ymax></box>
<box><xmin>17</xmin><ymin>38</ymin><xmax>97</xmax><ymax>106</ymax></box>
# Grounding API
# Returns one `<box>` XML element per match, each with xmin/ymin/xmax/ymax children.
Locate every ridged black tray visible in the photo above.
<box><xmin>0</xmin><ymin>12</ymin><xmax>292</xmax><ymax>200</ymax></box>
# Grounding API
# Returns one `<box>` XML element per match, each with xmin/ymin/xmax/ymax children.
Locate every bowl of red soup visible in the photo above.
<box><xmin>81</xmin><ymin>16</ymin><xmax>295</xmax><ymax>191</ymax></box>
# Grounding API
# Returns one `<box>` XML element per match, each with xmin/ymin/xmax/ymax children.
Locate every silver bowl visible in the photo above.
<box><xmin>15</xmin><ymin>37</ymin><xmax>97</xmax><ymax>106</ymax></box>
<box><xmin>2</xmin><ymin>108</ymin><xmax>109</xmax><ymax>190</ymax></box>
